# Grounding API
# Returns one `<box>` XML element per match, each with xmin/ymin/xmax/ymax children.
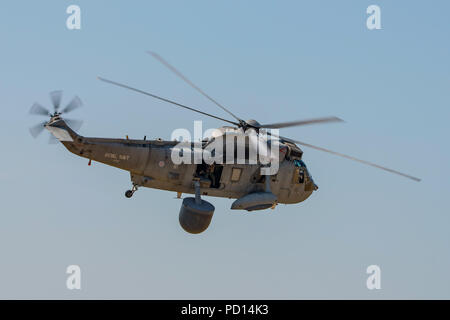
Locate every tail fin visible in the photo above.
<box><xmin>45</xmin><ymin>117</ymin><xmax>80</xmax><ymax>142</ymax></box>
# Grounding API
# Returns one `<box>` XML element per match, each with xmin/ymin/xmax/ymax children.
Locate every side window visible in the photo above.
<box><xmin>298</xmin><ymin>170</ymin><xmax>305</xmax><ymax>183</ymax></box>
<box><xmin>292</xmin><ymin>167</ymin><xmax>305</xmax><ymax>184</ymax></box>
<box><xmin>231</xmin><ymin>167</ymin><xmax>242</xmax><ymax>182</ymax></box>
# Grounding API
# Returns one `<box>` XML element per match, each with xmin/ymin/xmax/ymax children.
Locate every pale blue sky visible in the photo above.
<box><xmin>0</xmin><ymin>0</ymin><xmax>449</xmax><ymax>298</ymax></box>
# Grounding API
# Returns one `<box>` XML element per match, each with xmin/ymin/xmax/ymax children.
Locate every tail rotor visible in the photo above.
<box><xmin>29</xmin><ymin>91</ymin><xmax>83</xmax><ymax>142</ymax></box>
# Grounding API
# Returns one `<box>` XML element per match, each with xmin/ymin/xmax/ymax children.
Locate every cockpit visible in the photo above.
<box><xmin>293</xmin><ymin>159</ymin><xmax>307</xmax><ymax>168</ymax></box>
<box><xmin>292</xmin><ymin>159</ymin><xmax>308</xmax><ymax>184</ymax></box>
<box><xmin>292</xmin><ymin>158</ymin><xmax>317</xmax><ymax>190</ymax></box>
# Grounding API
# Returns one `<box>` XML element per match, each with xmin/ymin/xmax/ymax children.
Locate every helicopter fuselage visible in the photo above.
<box><xmin>49</xmin><ymin>118</ymin><xmax>316</xmax><ymax>206</ymax></box>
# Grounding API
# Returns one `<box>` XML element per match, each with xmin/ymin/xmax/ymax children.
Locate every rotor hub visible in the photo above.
<box><xmin>245</xmin><ymin>119</ymin><xmax>261</xmax><ymax>128</ymax></box>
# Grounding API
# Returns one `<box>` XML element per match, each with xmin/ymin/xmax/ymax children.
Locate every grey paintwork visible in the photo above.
<box><xmin>46</xmin><ymin>116</ymin><xmax>316</xmax><ymax>207</ymax></box>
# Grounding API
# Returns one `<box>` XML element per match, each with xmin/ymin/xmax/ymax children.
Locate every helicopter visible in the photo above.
<box><xmin>29</xmin><ymin>52</ymin><xmax>421</xmax><ymax>234</ymax></box>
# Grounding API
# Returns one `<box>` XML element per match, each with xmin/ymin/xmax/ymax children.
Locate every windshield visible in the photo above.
<box><xmin>294</xmin><ymin>159</ymin><xmax>307</xmax><ymax>168</ymax></box>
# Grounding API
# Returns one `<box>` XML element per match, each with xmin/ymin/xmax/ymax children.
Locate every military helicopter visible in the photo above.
<box><xmin>29</xmin><ymin>52</ymin><xmax>420</xmax><ymax>234</ymax></box>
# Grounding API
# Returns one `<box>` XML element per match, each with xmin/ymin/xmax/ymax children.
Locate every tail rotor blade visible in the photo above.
<box><xmin>61</xmin><ymin>96</ymin><xmax>82</xmax><ymax>114</ymax></box>
<box><xmin>29</xmin><ymin>121</ymin><xmax>47</xmax><ymax>138</ymax></box>
<box><xmin>65</xmin><ymin>118</ymin><xmax>83</xmax><ymax>132</ymax></box>
<box><xmin>48</xmin><ymin>133</ymin><xmax>58</xmax><ymax>144</ymax></box>
<box><xmin>29</xmin><ymin>103</ymin><xmax>51</xmax><ymax>116</ymax></box>
<box><xmin>50</xmin><ymin>90</ymin><xmax>63</xmax><ymax>112</ymax></box>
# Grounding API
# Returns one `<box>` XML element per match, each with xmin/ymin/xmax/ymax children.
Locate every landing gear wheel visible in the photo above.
<box><xmin>125</xmin><ymin>184</ymin><xmax>138</xmax><ymax>198</ymax></box>
<box><xmin>125</xmin><ymin>190</ymin><xmax>133</xmax><ymax>198</ymax></box>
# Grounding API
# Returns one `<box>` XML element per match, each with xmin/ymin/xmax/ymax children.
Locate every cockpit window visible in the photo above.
<box><xmin>292</xmin><ymin>167</ymin><xmax>305</xmax><ymax>184</ymax></box>
<box><xmin>294</xmin><ymin>159</ymin><xmax>306</xmax><ymax>168</ymax></box>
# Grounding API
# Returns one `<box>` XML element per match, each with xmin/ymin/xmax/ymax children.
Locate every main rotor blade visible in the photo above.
<box><xmin>29</xmin><ymin>121</ymin><xmax>47</xmax><ymax>138</ymax></box>
<box><xmin>61</xmin><ymin>96</ymin><xmax>82</xmax><ymax>114</ymax></box>
<box><xmin>147</xmin><ymin>51</ymin><xmax>243</xmax><ymax>124</ymax></box>
<box><xmin>29</xmin><ymin>103</ymin><xmax>51</xmax><ymax>116</ymax></box>
<box><xmin>267</xmin><ymin>132</ymin><xmax>421</xmax><ymax>182</ymax></box>
<box><xmin>97</xmin><ymin>76</ymin><xmax>240</xmax><ymax>126</ymax></box>
<box><xmin>259</xmin><ymin>116</ymin><xmax>344</xmax><ymax>129</ymax></box>
<box><xmin>50</xmin><ymin>90</ymin><xmax>63</xmax><ymax>112</ymax></box>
